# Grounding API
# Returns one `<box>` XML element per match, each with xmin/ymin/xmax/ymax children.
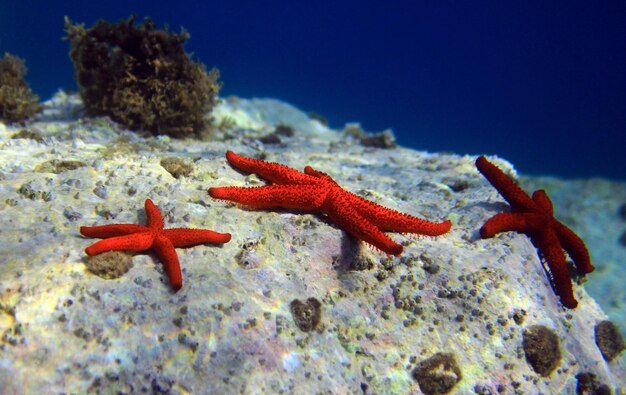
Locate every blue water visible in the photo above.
<box><xmin>2</xmin><ymin>1</ymin><xmax>625</xmax><ymax>180</ymax></box>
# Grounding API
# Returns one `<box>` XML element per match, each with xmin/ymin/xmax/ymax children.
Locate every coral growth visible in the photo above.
<box><xmin>0</xmin><ymin>53</ymin><xmax>41</xmax><ymax>122</ymax></box>
<box><xmin>65</xmin><ymin>16</ymin><xmax>221</xmax><ymax>138</ymax></box>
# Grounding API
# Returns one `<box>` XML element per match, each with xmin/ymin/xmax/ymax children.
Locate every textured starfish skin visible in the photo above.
<box><xmin>476</xmin><ymin>156</ymin><xmax>594</xmax><ymax>308</ymax></box>
<box><xmin>80</xmin><ymin>199</ymin><xmax>231</xmax><ymax>291</ymax></box>
<box><xmin>208</xmin><ymin>151</ymin><xmax>451</xmax><ymax>256</ymax></box>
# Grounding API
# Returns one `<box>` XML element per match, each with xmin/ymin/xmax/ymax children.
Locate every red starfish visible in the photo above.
<box><xmin>475</xmin><ymin>156</ymin><xmax>594</xmax><ymax>308</ymax></box>
<box><xmin>208</xmin><ymin>151</ymin><xmax>451</xmax><ymax>256</ymax></box>
<box><xmin>80</xmin><ymin>199</ymin><xmax>231</xmax><ymax>291</ymax></box>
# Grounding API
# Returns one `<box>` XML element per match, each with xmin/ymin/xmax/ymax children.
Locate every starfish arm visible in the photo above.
<box><xmin>209</xmin><ymin>185</ymin><xmax>327</xmax><ymax>210</ymax></box>
<box><xmin>344</xmin><ymin>191</ymin><xmax>451</xmax><ymax>236</ymax></box>
<box><xmin>225</xmin><ymin>151</ymin><xmax>316</xmax><ymax>185</ymax></box>
<box><xmin>536</xmin><ymin>228</ymin><xmax>579</xmax><ymax>308</ymax></box>
<box><xmin>476</xmin><ymin>156</ymin><xmax>535</xmax><ymax>212</ymax></box>
<box><xmin>480</xmin><ymin>212</ymin><xmax>546</xmax><ymax>238</ymax></box>
<box><xmin>303</xmin><ymin>166</ymin><xmax>339</xmax><ymax>185</ymax></box>
<box><xmin>153</xmin><ymin>235</ymin><xmax>182</xmax><ymax>291</ymax></box>
<box><xmin>531</xmin><ymin>190</ymin><xmax>554</xmax><ymax>215</ymax></box>
<box><xmin>80</xmin><ymin>224</ymin><xmax>149</xmax><ymax>238</ymax></box>
<box><xmin>533</xmin><ymin>190</ymin><xmax>593</xmax><ymax>274</ymax></box>
<box><xmin>553</xmin><ymin>221</ymin><xmax>594</xmax><ymax>275</ymax></box>
<box><xmin>84</xmin><ymin>233</ymin><xmax>154</xmax><ymax>256</ymax></box>
<box><xmin>144</xmin><ymin>199</ymin><xmax>164</xmax><ymax>230</ymax></box>
<box><xmin>163</xmin><ymin>228</ymin><xmax>232</xmax><ymax>247</ymax></box>
<box><xmin>322</xmin><ymin>191</ymin><xmax>403</xmax><ymax>256</ymax></box>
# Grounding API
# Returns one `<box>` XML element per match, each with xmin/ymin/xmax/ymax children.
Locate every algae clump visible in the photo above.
<box><xmin>65</xmin><ymin>15</ymin><xmax>221</xmax><ymax>138</ymax></box>
<box><xmin>0</xmin><ymin>53</ymin><xmax>41</xmax><ymax>123</ymax></box>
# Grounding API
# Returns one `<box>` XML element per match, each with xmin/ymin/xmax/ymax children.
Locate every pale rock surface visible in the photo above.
<box><xmin>0</xmin><ymin>92</ymin><xmax>623</xmax><ymax>394</ymax></box>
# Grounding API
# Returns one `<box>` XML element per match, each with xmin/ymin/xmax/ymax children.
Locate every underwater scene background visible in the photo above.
<box><xmin>1</xmin><ymin>1</ymin><xmax>626</xmax><ymax>394</ymax></box>
<box><xmin>2</xmin><ymin>0</ymin><xmax>625</xmax><ymax>180</ymax></box>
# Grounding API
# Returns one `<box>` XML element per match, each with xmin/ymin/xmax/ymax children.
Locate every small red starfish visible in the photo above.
<box><xmin>80</xmin><ymin>199</ymin><xmax>231</xmax><ymax>291</ymax></box>
<box><xmin>208</xmin><ymin>151</ymin><xmax>451</xmax><ymax>256</ymax></box>
<box><xmin>475</xmin><ymin>156</ymin><xmax>594</xmax><ymax>308</ymax></box>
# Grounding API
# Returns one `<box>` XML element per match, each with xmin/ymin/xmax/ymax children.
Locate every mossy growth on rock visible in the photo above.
<box><xmin>160</xmin><ymin>157</ymin><xmax>194</xmax><ymax>178</ymax></box>
<box><xmin>11</xmin><ymin>128</ymin><xmax>44</xmax><ymax>142</ymax></box>
<box><xmin>35</xmin><ymin>159</ymin><xmax>87</xmax><ymax>174</ymax></box>
<box><xmin>594</xmin><ymin>320</ymin><xmax>625</xmax><ymax>362</ymax></box>
<box><xmin>412</xmin><ymin>352</ymin><xmax>462</xmax><ymax>395</ymax></box>
<box><xmin>65</xmin><ymin>15</ymin><xmax>221</xmax><ymax>138</ymax></box>
<box><xmin>522</xmin><ymin>325</ymin><xmax>562</xmax><ymax>377</ymax></box>
<box><xmin>575</xmin><ymin>372</ymin><xmax>611</xmax><ymax>395</ymax></box>
<box><xmin>0</xmin><ymin>53</ymin><xmax>41</xmax><ymax>123</ymax></box>
<box><xmin>290</xmin><ymin>297</ymin><xmax>322</xmax><ymax>332</ymax></box>
<box><xmin>85</xmin><ymin>251</ymin><xmax>133</xmax><ymax>279</ymax></box>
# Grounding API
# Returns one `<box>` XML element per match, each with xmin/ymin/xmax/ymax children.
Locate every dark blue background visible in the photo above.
<box><xmin>2</xmin><ymin>1</ymin><xmax>625</xmax><ymax>179</ymax></box>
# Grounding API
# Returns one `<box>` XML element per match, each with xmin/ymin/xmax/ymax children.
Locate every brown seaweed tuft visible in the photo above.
<box><xmin>0</xmin><ymin>53</ymin><xmax>41</xmax><ymax>123</ymax></box>
<box><xmin>65</xmin><ymin>15</ymin><xmax>221</xmax><ymax>138</ymax></box>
